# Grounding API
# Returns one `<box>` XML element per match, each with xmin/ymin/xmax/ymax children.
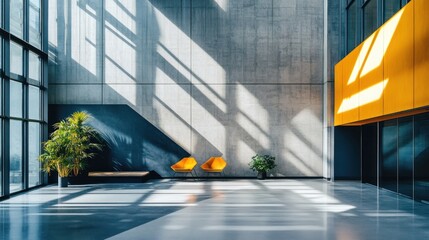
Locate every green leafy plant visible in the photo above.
<box><xmin>39</xmin><ymin>112</ymin><xmax>101</xmax><ymax>177</ymax></box>
<box><xmin>249</xmin><ymin>154</ymin><xmax>276</xmax><ymax>173</ymax></box>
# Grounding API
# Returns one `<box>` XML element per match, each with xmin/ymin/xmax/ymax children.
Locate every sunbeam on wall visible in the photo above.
<box><xmin>49</xmin><ymin>0</ymin><xmax>325</xmax><ymax>177</ymax></box>
<box><xmin>70</xmin><ymin>0</ymin><xmax>98</xmax><ymax>76</ymax></box>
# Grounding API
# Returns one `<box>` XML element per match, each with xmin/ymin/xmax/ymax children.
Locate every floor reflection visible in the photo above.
<box><xmin>1</xmin><ymin>180</ymin><xmax>429</xmax><ymax>239</ymax></box>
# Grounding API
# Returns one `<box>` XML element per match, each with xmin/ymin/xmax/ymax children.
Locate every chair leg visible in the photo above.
<box><xmin>192</xmin><ymin>169</ymin><xmax>198</xmax><ymax>181</ymax></box>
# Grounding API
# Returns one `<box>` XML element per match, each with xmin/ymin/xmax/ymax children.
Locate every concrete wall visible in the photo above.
<box><xmin>49</xmin><ymin>105</ymin><xmax>190</xmax><ymax>177</ymax></box>
<box><xmin>48</xmin><ymin>0</ymin><xmax>325</xmax><ymax>177</ymax></box>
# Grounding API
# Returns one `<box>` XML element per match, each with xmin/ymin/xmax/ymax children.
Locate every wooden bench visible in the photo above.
<box><xmin>88</xmin><ymin>171</ymin><xmax>150</xmax><ymax>183</ymax></box>
<box><xmin>89</xmin><ymin>171</ymin><xmax>150</xmax><ymax>177</ymax></box>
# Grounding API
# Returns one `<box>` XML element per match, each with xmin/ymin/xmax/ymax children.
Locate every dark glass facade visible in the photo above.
<box><xmin>414</xmin><ymin>114</ymin><xmax>429</xmax><ymax>202</ymax></box>
<box><xmin>398</xmin><ymin>117</ymin><xmax>413</xmax><ymax>198</ymax></box>
<box><xmin>347</xmin><ymin>0</ymin><xmax>358</xmax><ymax>52</ymax></box>
<box><xmin>362</xmin><ymin>123</ymin><xmax>377</xmax><ymax>185</ymax></box>
<box><xmin>380</xmin><ymin>119</ymin><xmax>398</xmax><ymax>193</ymax></box>
<box><xmin>344</xmin><ymin>0</ymin><xmax>410</xmax><ymax>54</ymax></box>
<box><xmin>363</xmin><ymin>0</ymin><xmax>377</xmax><ymax>39</ymax></box>
<box><xmin>361</xmin><ymin>113</ymin><xmax>429</xmax><ymax>201</ymax></box>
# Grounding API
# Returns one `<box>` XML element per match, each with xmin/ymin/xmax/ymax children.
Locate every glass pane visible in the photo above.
<box><xmin>414</xmin><ymin>113</ymin><xmax>429</xmax><ymax>202</ymax></box>
<box><xmin>28</xmin><ymin>86</ymin><xmax>40</xmax><ymax>120</ymax></box>
<box><xmin>29</xmin><ymin>52</ymin><xmax>41</xmax><ymax>81</ymax></box>
<box><xmin>10</xmin><ymin>42</ymin><xmax>23</xmax><ymax>76</ymax></box>
<box><xmin>347</xmin><ymin>1</ymin><xmax>357</xmax><ymax>52</ymax></box>
<box><xmin>29</xmin><ymin>122</ymin><xmax>41</xmax><ymax>187</ymax></box>
<box><xmin>10</xmin><ymin>0</ymin><xmax>24</xmax><ymax>38</ymax></box>
<box><xmin>402</xmin><ymin>0</ymin><xmax>411</xmax><ymax>6</ymax></box>
<box><xmin>29</xmin><ymin>0</ymin><xmax>41</xmax><ymax>48</ymax></box>
<box><xmin>363</xmin><ymin>0</ymin><xmax>377</xmax><ymax>39</ymax></box>
<box><xmin>0</xmin><ymin>37</ymin><xmax>2</xmax><ymax>69</ymax></box>
<box><xmin>0</xmin><ymin>120</ymin><xmax>2</xmax><ymax>196</ymax></box>
<box><xmin>362</xmin><ymin>123</ymin><xmax>378</xmax><ymax>186</ymax></box>
<box><xmin>0</xmin><ymin>0</ymin><xmax>2</xmax><ymax>27</ymax></box>
<box><xmin>380</xmin><ymin>119</ymin><xmax>398</xmax><ymax>193</ymax></box>
<box><xmin>0</xmin><ymin>78</ymin><xmax>2</xmax><ymax>115</ymax></box>
<box><xmin>398</xmin><ymin>117</ymin><xmax>413</xmax><ymax>198</ymax></box>
<box><xmin>10</xmin><ymin>120</ymin><xmax>23</xmax><ymax>193</ymax></box>
<box><xmin>10</xmin><ymin>80</ymin><xmax>23</xmax><ymax>118</ymax></box>
<box><xmin>384</xmin><ymin>0</ymin><xmax>401</xmax><ymax>22</ymax></box>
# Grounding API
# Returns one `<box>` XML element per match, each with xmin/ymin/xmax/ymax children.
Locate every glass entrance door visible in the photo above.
<box><xmin>380</xmin><ymin>120</ymin><xmax>398</xmax><ymax>193</ymax></box>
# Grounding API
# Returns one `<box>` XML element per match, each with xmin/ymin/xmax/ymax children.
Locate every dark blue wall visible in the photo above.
<box><xmin>49</xmin><ymin>105</ymin><xmax>189</xmax><ymax>177</ymax></box>
<box><xmin>334</xmin><ymin>126</ymin><xmax>361</xmax><ymax>180</ymax></box>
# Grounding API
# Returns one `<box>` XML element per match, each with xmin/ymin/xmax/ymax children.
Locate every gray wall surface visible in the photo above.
<box><xmin>48</xmin><ymin>0</ymin><xmax>325</xmax><ymax>177</ymax></box>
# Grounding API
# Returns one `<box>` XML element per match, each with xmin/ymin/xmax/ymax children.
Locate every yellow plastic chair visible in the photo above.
<box><xmin>171</xmin><ymin>157</ymin><xmax>198</xmax><ymax>177</ymax></box>
<box><xmin>200</xmin><ymin>157</ymin><xmax>227</xmax><ymax>175</ymax></box>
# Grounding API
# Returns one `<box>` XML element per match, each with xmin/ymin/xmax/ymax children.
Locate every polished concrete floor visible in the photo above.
<box><xmin>1</xmin><ymin>179</ymin><xmax>429</xmax><ymax>240</ymax></box>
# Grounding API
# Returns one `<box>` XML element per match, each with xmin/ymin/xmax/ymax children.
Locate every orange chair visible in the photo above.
<box><xmin>171</xmin><ymin>157</ymin><xmax>198</xmax><ymax>177</ymax></box>
<box><xmin>200</xmin><ymin>157</ymin><xmax>227</xmax><ymax>175</ymax></box>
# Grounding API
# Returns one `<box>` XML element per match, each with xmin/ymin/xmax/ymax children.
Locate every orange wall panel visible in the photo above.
<box><xmin>334</xmin><ymin>61</ymin><xmax>343</xmax><ymax>126</ymax></box>
<box><xmin>358</xmin><ymin>29</ymin><xmax>384</xmax><ymax>120</ymax></box>
<box><xmin>334</xmin><ymin>0</ymin><xmax>429</xmax><ymax>126</ymax></box>
<box><xmin>414</xmin><ymin>0</ymin><xmax>429</xmax><ymax>108</ymax></box>
<box><xmin>341</xmin><ymin>45</ymin><xmax>361</xmax><ymax>124</ymax></box>
<box><xmin>383</xmin><ymin>2</ymin><xmax>414</xmax><ymax>115</ymax></box>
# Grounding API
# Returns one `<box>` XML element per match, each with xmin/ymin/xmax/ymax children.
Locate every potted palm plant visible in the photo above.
<box><xmin>39</xmin><ymin>112</ymin><xmax>101</xmax><ymax>187</ymax></box>
<box><xmin>249</xmin><ymin>154</ymin><xmax>276</xmax><ymax>180</ymax></box>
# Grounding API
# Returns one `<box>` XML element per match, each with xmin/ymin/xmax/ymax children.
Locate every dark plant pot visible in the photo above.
<box><xmin>58</xmin><ymin>176</ymin><xmax>68</xmax><ymax>188</ymax></box>
<box><xmin>257</xmin><ymin>171</ymin><xmax>267</xmax><ymax>180</ymax></box>
<box><xmin>68</xmin><ymin>171</ymin><xmax>89</xmax><ymax>185</ymax></box>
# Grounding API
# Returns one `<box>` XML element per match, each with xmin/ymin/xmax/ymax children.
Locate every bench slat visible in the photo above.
<box><xmin>88</xmin><ymin>171</ymin><xmax>149</xmax><ymax>177</ymax></box>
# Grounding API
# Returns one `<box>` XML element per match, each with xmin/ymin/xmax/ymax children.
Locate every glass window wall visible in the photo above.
<box><xmin>362</xmin><ymin>113</ymin><xmax>429</xmax><ymax>203</ymax></box>
<box><xmin>1</xmin><ymin>0</ymin><xmax>47</xmax><ymax>198</ymax></box>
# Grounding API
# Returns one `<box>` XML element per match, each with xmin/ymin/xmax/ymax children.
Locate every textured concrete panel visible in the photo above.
<box><xmin>49</xmin><ymin>0</ymin><xmax>327</xmax><ymax>177</ymax></box>
<box><xmin>191</xmin><ymin>84</ymin><xmax>323</xmax><ymax>177</ymax></box>
<box><xmin>48</xmin><ymin>0</ymin><xmax>103</xmax><ymax>84</ymax></box>
<box><xmin>189</xmin><ymin>0</ymin><xmax>323</xmax><ymax>84</ymax></box>
<box><xmin>103</xmin><ymin>83</ymin><xmax>192</xmax><ymax>151</ymax></box>
<box><xmin>49</xmin><ymin>84</ymin><xmax>102</xmax><ymax>104</ymax></box>
<box><xmin>328</xmin><ymin>0</ymin><xmax>342</xmax><ymax>83</ymax></box>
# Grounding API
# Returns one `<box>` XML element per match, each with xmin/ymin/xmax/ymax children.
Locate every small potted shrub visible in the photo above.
<box><xmin>249</xmin><ymin>154</ymin><xmax>276</xmax><ymax>180</ymax></box>
<box><xmin>39</xmin><ymin>112</ymin><xmax>101</xmax><ymax>187</ymax></box>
